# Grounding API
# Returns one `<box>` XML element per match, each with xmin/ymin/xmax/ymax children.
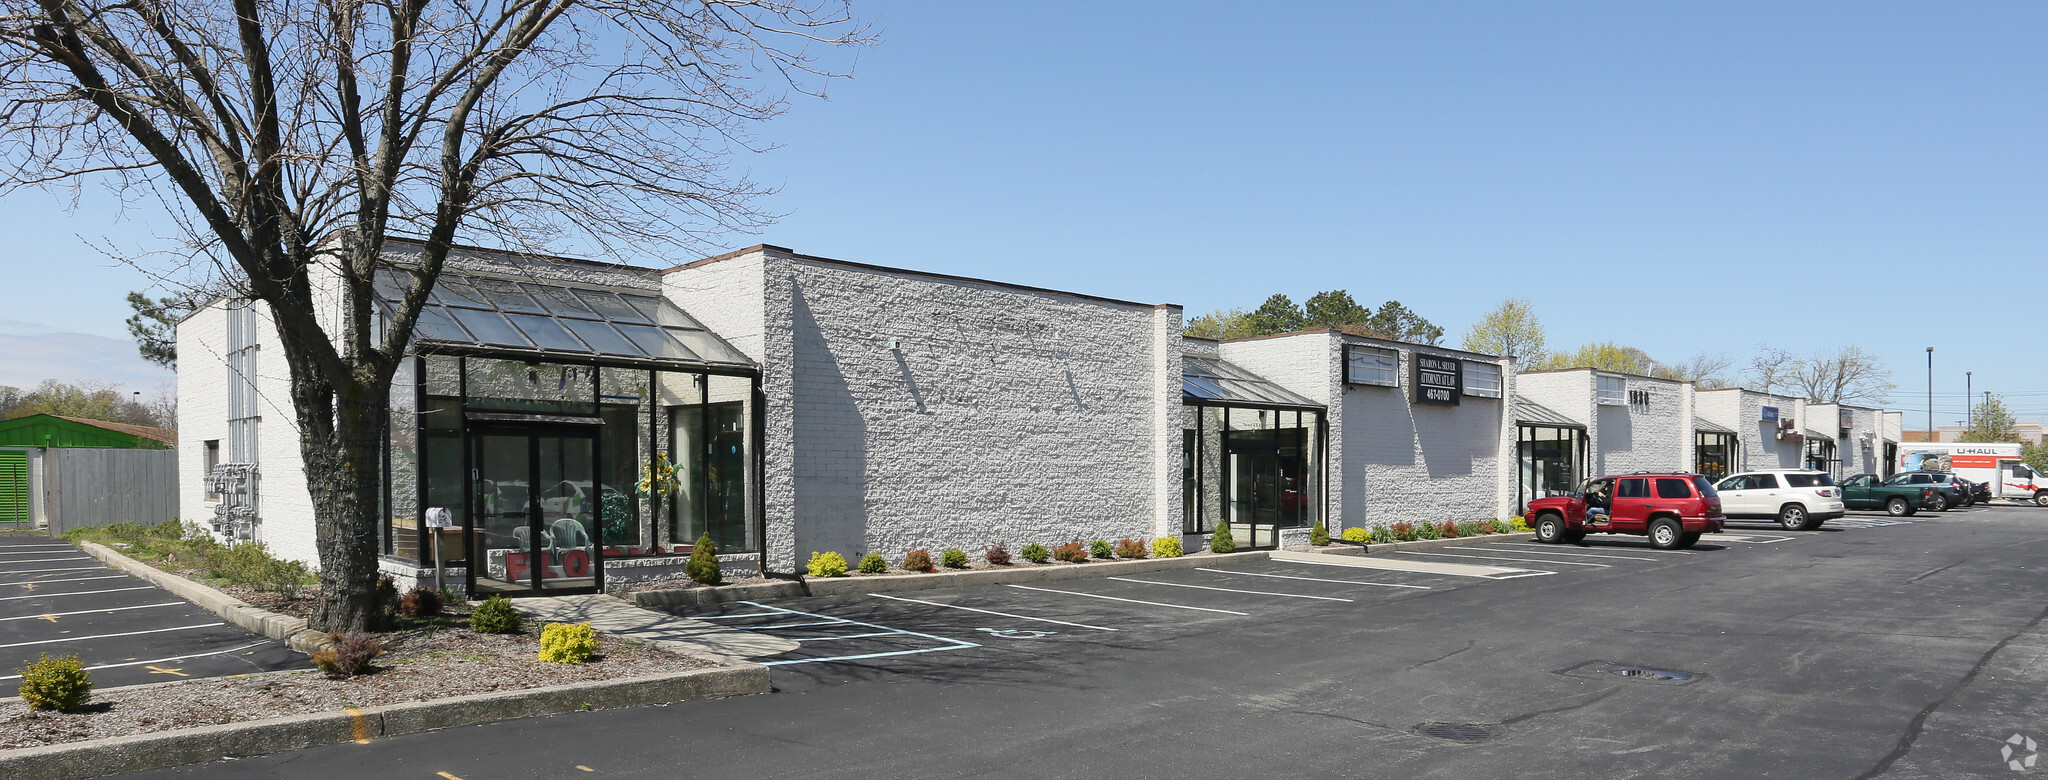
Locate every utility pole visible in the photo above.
<box><xmin>1967</xmin><ymin>371</ymin><xmax>1973</xmax><ymax>432</ymax></box>
<box><xmin>1926</xmin><ymin>347</ymin><xmax>1934</xmax><ymax>441</ymax></box>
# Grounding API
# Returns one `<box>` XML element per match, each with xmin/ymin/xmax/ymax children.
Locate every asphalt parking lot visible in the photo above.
<box><xmin>130</xmin><ymin>501</ymin><xmax>2048</xmax><ymax>778</ymax></box>
<box><xmin>0</xmin><ymin>536</ymin><xmax>300</xmax><ymax>696</ymax></box>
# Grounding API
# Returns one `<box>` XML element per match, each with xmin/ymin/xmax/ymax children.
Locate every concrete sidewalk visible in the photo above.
<box><xmin>511</xmin><ymin>594</ymin><xmax>797</xmax><ymax>661</ymax></box>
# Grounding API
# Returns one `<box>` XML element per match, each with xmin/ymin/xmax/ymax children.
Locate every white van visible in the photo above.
<box><xmin>1896</xmin><ymin>443</ymin><xmax>2048</xmax><ymax>506</ymax></box>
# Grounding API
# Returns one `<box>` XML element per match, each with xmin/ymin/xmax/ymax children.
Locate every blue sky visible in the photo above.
<box><xmin>2</xmin><ymin>1</ymin><xmax>2043</xmax><ymax>424</ymax></box>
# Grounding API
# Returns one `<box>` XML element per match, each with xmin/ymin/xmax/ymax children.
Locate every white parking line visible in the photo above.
<box><xmin>0</xmin><ymin>602</ymin><xmax>185</xmax><ymax>622</ymax></box>
<box><xmin>792</xmin><ymin>631</ymin><xmax>900</xmax><ymax>642</ymax></box>
<box><xmin>1398</xmin><ymin>551</ymin><xmax>1612</xmax><ymax>568</ymax></box>
<box><xmin>1105</xmin><ymin>576</ymin><xmax>1354</xmax><ymax>602</ymax></box>
<box><xmin>0</xmin><ymin>641</ymin><xmax>272</xmax><ymax>681</ymax></box>
<box><xmin>0</xmin><ymin>622</ymin><xmax>226</xmax><ymax>650</ymax></box>
<box><xmin>0</xmin><ymin>586</ymin><xmax>156</xmax><ymax>602</ymax></box>
<box><xmin>732</xmin><ymin>620</ymin><xmax>843</xmax><ymax>630</ymax></box>
<box><xmin>0</xmin><ymin>545</ymin><xmax>79</xmax><ymax>552</ymax></box>
<box><xmin>690</xmin><ymin>611</ymin><xmax>783</xmax><ymax>620</ymax></box>
<box><xmin>1268</xmin><ymin>554</ymin><xmax>1539</xmax><ymax>579</ymax></box>
<box><xmin>1006</xmin><ymin>584</ymin><xmax>1249</xmax><ymax>616</ymax></box>
<box><xmin>0</xmin><ymin>557</ymin><xmax>93</xmax><ymax>564</ymax></box>
<box><xmin>1715</xmin><ymin>535</ymin><xmax>1793</xmax><ymax>544</ymax></box>
<box><xmin>0</xmin><ymin>566</ymin><xmax>108</xmax><ymax>575</ymax></box>
<box><xmin>1467</xmin><ymin>545</ymin><xmax>1660</xmax><ymax>561</ymax></box>
<box><xmin>738</xmin><ymin>601</ymin><xmax>980</xmax><ymax>667</ymax></box>
<box><xmin>870</xmin><ymin>593</ymin><xmax>1119</xmax><ymax>631</ymax></box>
<box><xmin>3</xmin><ymin>575</ymin><xmax>131</xmax><ymax>587</ymax></box>
<box><xmin>1196</xmin><ymin>568</ymin><xmax>1431</xmax><ymax>589</ymax></box>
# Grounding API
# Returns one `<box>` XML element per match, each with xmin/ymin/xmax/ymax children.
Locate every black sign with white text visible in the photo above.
<box><xmin>1413</xmin><ymin>354</ymin><xmax>1462</xmax><ymax>405</ymax></box>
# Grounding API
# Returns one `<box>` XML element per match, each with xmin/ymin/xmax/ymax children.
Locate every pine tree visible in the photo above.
<box><xmin>1210</xmin><ymin>523</ymin><xmax>1236</xmax><ymax>554</ymax></box>
<box><xmin>686</xmin><ymin>533</ymin><xmax>722</xmax><ymax>585</ymax></box>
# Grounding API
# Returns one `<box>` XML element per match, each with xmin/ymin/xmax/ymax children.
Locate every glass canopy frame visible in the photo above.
<box><xmin>374</xmin><ymin>269</ymin><xmax>755</xmax><ymax>371</ymax></box>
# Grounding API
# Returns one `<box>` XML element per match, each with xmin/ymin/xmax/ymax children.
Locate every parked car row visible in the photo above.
<box><xmin>1524</xmin><ymin>466</ymin><xmax>1994</xmax><ymax>550</ymax></box>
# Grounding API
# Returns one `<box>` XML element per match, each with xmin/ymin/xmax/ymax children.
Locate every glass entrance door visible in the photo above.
<box><xmin>1226</xmin><ymin>437</ymin><xmax>1281</xmax><ymax>550</ymax></box>
<box><xmin>472</xmin><ymin>427</ymin><xmax>601</xmax><ymax>596</ymax></box>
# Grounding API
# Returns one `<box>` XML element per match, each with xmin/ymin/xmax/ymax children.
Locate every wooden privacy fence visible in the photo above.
<box><xmin>42</xmin><ymin>448</ymin><xmax>179</xmax><ymax>533</ymax></box>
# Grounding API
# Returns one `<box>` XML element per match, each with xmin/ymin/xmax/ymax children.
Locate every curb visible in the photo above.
<box><xmin>1291</xmin><ymin>533</ymin><xmax>1538</xmax><ymax>556</ymax></box>
<box><xmin>0</xmin><ymin>662</ymin><xmax>769</xmax><ymax>780</ymax></box>
<box><xmin>74</xmin><ymin>540</ymin><xmax>329</xmax><ymax>652</ymax></box>
<box><xmin>629</xmin><ymin>580</ymin><xmax>808</xmax><ymax>608</ymax></box>
<box><xmin>802</xmin><ymin>550</ymin><xmax>1273</xmax><ymax>597</ymax></box>
<box><xmin>625</xmin><ymin>550</ymin><xmax>1277</xmax><ymax>604</ymax></box>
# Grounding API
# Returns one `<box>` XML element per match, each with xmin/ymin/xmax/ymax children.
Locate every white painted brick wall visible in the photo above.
<box><xmin>1694</xmin><ymin>388</ymin><xmax>1804</xmax><ymax>471</ymax></box>
<box><xmin>176</xmin><ymin>304</ymin><xmax>230</xmax><ymax>533</ymax></box>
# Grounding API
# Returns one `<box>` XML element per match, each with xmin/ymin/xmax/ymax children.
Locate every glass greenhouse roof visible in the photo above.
<box><xmin>375</xmin><ymin>270</ymin><xmax>754</xmax><ymax>370</ymax></box>
<box><xmin>1183</xmin><ymin>356</ymin><xmax>1320</xmax><ymax>408</ymax></box>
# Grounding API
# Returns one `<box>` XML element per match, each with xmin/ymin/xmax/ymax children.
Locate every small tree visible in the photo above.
<box><xmin>1209</xmin><ymin>523</ymin><xmax>1235</xmax><ymax>554</ymax></box>
<box><xmin>1461</xmin><ymin>297</ymin><xmax>1545</xmax><ymax>369</ymax></box>
<box><xmin>1960</xmin><ymin>395</ymin><xmax>2020</xmax><ymax>443</ymax></box>
<box><xmin>685</xmin><ymin>533</ymin><xmax>721</xmax><ymax>586</ymax></box>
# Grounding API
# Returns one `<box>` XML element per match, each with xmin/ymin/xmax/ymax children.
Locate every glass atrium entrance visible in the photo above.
<box><xmin>1181</xmin><ymin>356</ymin><xmax>1324</xmax><ymax>550</ymax></box>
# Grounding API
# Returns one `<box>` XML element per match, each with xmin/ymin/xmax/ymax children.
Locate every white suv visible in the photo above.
<box><xmin>1713</xmin><ymin>470</ymin><xmax>1846</xmax><ymax>530</ymax></box>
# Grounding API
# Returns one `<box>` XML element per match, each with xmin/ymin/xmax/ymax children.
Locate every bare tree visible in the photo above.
<box><xmin>0</xmin><ymin>0</ymin><xmax>868</xmax><ymax>630</ymax></box>
<box><xmin>1653</xmin><ymin>351</ymin><xmax>1734</xmax><ymax>389</ymax></box>
<box><xmin>1745</xmin><ymin>345</ymin><xmax>1894</xmax><ymax>405</ymax></box>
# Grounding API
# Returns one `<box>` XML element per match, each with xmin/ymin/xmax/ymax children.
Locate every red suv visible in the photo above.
<box><xmin>1525</xmin><ymin>472</ymin><xmax>1726</xmax><ymax>550</ymax></box>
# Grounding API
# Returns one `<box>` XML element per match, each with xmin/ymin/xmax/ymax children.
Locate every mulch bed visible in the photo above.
<box><xmin>0</xmin><ymin>626</ymin><xmax>717</xmax><ymax>750</ymax></box>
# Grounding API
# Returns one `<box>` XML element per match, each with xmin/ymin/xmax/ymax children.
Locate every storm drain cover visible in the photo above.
<box><xmin>1609</xmin><ymin>668</ymin><xmax>1695</xmax><ymax>682</ymax></box>
<box><xmin>1417</xmin><ymin>723</ymin><xmax>1498</xmax><ymax>743</ymax></box>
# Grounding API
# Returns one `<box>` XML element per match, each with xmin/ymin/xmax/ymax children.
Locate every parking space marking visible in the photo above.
<box><xmin>792</xmin><ymin>631</ymin><xmax>900</xmax><ymax>642</ymax></box>
<box><xmin>0</xmin><ymin>622</ymin><xmax>226</xmax><ymax>650</ymax></box>
<box><xmin>1715</xmin><ymin>534</ymin><xmax>1793</xmax><ymax>543</ymax></box>
<box><xmin>0</xmin><ymin>586</ymin><xmax>155</xmax><ymax>602</ymax></box>
<box><xmin>736</xmin><ymin>601</ymin><xmax>981</xmax><ymax>667</ymax></box>
<box><xmin>1195</xmin><ymin>568</ymin><xmax>1431</xmax><ymax>589</ymax></box>
<box><xmin>1268</xmin><ymin>552</ymin><xmax>1539</xmax><ymax>579</ymax></box>
<box><xmin>0</xmin><ymin>566</ymin><xmax>109</xmax><ymax>576</ymax></box>
<box><xmin>0</xmin><ymin>640</ymin><xmax>273</xmax><ymax>681</ymax></box>
<box><xmin>689</xmin><ymin>611</ymin><xmax>783</xmax><ymax>620</ymax></box>
<box><xmin>1103</xmin><ymin>576</ymin><xmax>1355</xmax><ymax>602</ymax></box>
<box><xmin>0</xmin><ymin>557</ymin><xmax>94</xmax><ymax>564</ymax></box>
<box><xmin>1469</xmin><ymin>545</ymin><xmax>1660</xmax><ymax>561</ymax></box>
<box><xmin>732</xmin><ymin>620</ymin><xmax>843</xmax><ymax>631</ymax></box>
<box><xmin>869</xmin><ymin>593</ymin><xmax>1119</xmax><ymax>631</ymax></box>
<box><xmin>0</xmin><ymin>602</ymin><xmax>185</xmax><ymax>622</ymax></box>
<box><xmin>1397</xmin><ymin>551</ymin><xmax>1612</xmax><ymax>567</ymax></box>
<box><xmin>1006</xmin><ymin>584</ymin><xmax>1249</xmax><ymax>615</ymax></box>
<box><xmin>0</xmin><ymin>545</ymin><xmax>80</xmax><ymax>552</ymax></box>
<box><xmin>3</xmin><ymin>575</ymin><xmax>129</xmax><ymax>586</ymax></box>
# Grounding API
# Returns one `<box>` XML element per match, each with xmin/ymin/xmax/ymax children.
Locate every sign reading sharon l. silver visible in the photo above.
<box><xmin>1413</xmin><ymin>354</ymin><xmax>1462</xmax><ymax>405</ymax></box>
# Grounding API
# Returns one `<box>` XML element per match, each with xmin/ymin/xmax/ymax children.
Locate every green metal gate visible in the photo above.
<box><xmin>0</xmin><ymin>450</ymin><xmax>28</xmax><ymax>526</ymax></box>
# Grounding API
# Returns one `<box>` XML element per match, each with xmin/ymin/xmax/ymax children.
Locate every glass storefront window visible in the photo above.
<box><xmin>666</xmin><ymin>372</ymin><xmax>754</xmax><ymax>553</ymax></box>
<box><xmin>598</xmin><ymin>367</ymin><xmax>651</xmax><ymax>551</ymax></box>
<box><xmin>1183</xmin><ymin>403</ymin><xmax>1320</xmax><ymax>547</ymax></box>
<box><xmin>1695</xmin><ymin>432</ymin><xmax>1735</xmax><ymax>480</ymax></box>
<box><xmin>1517</xmin><ymin>424</ymin><xmax>1585</xmax><ymax>511</ymax></box>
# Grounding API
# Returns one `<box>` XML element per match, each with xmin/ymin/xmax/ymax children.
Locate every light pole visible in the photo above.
<box><xmin>1966</xmin><ymin>371</ymin><xmax>1973</xmax><ymax>433</ymax></box>
<box><xmin>1926</xmin><ymin>347</ymin><xmax>1934</xmax><ymax>441</ymax></box>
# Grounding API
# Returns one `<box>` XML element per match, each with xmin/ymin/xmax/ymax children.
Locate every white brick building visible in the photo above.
<box><xmin>1514</xmin><ymin>369</ymin><xmax>1694</xmax><ymax>493</ymax></box>
<box><xmin>1693</xmin><ymin>388</ymin><xmax>1805</xmax><ymax>478</ymax></box>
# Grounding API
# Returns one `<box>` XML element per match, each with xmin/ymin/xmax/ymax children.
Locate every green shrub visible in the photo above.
<box><xmin>1113</xmin><ymin>538</ymin><xmax>1147</xmax><ymax>559</ymax></box>
<box><xmin>1456</xmin><ymin>521</ymin><xmax>1481</xmax><ymax>538</ymax></box>
<box><xmin>17</xmin><ymin>654</ymin><xmax>91</xmax><ymax>712</ymax></box>
<box><xmin>1414</xmin><ymin>521</ymin><xmax>1441</xmax><ymax>540</ymax></box>
<box><xmin>902</xmin><ymin>549</ymin><xmax>935</xmax><ymax>573</ymax></box>
<box><xmin>1509</xmin><ymin>516</ymin><xmax>1531</xmax><ymax>532</ymax></box>
<box><xmin>985</xmin><ymin>543</ymin><xmax>1013</xmax><ymax>566</ymax></box>
<box><xmin>469</xmin><ymin>595</ymin><xmax>525</xmax><ymax>634</ymax></box>
<box><xmin>1369</xmin><ymin>525</ymin><xmax>1395</xmax><ymax>544</ymax></box>
<box><xmin>857</xmin><ymin>552</ymin><xmax>888</xmax><ymax>574</ymax></box>
<box><xmin>202</xmin><ymin>541</ymin><xmax>314</xmax><ymax>598</ymax></box>
<box><xmin>539</xmin><ymin>622</ymin><xmax>601</xmax><ymax>664</ymax></box>
<box><xmin>1150</xmin><ymin>537</ymin><xmax>1183</xmax><ymax>558</ymax></box>
<box><xmin>1088</xmin><ymin>539</ymin><xmax>1114</xmax><ymax>560</ymax></box>
<box><xmin>686</xmin><ymin>533</ymin><xmax>722</xmax><ymax>585</ymax></box>
<box><xmin>1309</xmin><ymin>523</ymin><xmax>1330</xmax><ymax>546</ymax></box>
<box><xmin>940</xmin><ymin>548</ymin><xmax>970</xmax><ymax>569</ymax></box>
<box><xmin>1341</xmin><ymin>527</ymin><xmax>1369</xmax><ymax>543</ymax></box>
<box><xmin>312</xmin><ymin>632</ymin><xmax>384</xmax><ymax>678</ymax></box>
<box><xmin>1052</xmin><ymin>539</ymin><xmax>1089</xmax><ymax>563</ymax></box>
<box><xmin>808</xmin><ymin>551</ymin><xmax>850</xmax><ymax>578</ymax></box>
<box><xmin>1020</xmin><ymin>543</ymin><xmax>1051</xmax><ymax>564</ymax></box>
<box><xmin>1210</xmin><ymin>524</ymin><xmax>1236</xmax><ymax>554</ymax></box>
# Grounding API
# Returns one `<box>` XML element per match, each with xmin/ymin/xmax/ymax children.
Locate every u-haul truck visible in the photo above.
<box><xmin>1896</xmin><ymin>443</ymin><xmax>2047</xmax><ymax>506</ymax></box>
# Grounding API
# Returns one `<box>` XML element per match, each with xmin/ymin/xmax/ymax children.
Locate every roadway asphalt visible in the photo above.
<box><xmin>0</xmin><ymin>536</ymin><xmax>300</xmax><ymax>695</ymax></box>
<box><xmin>122</xmin><ymin>503</ymin><xmax>2048</xmax><ymax>778</ymax></box>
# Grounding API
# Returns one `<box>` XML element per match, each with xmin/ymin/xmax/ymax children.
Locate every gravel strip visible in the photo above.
<box><xmin>0</xmin><ymin>628</ymin><xmax>715</xmax><ymax>750</ymax></box>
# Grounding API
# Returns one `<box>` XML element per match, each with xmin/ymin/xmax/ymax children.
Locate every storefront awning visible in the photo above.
<box><xmin>1804</xmin><ymin>429</ymin><xmax>1834</xmax><ymax>442</ymax></box>
<box><xmin>1695</xmin><ymin>419</ymin><xmax>1736</xmax><ymax>434</ymax></box>
<box><xmin>375</xmin><ymin>270</ymin><xmax>755</xmax><ymax>371</ymax></box>
<box><xmin>1514</xmin><ymin>398</ymin><xmax>1585</xmax><ymax>429</ymax></box>
<box><xmin>1182</xmin><ymin>356</ymin><xmax>1320</xmax><ymax>409</ymax></box>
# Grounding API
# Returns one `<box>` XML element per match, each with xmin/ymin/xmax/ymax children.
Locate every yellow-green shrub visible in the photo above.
<box><xmin>1150</xmin><ymin>537</ymin><xmax>1183</xmax><ymax>558</ymax></box>
<box><xmin>539</xmin><ymin>622</ymin><xmax>600</xmax><ymax>664</ymax></box>
<box><xmin>1509</xmin><ymin>516</ymin><xmax>1531</xmax><ymax>532</ymax></box>
<box><xmin>17</xmin><ymin>654</ymin><xmax>91</xmax><ymax>712</ymax></box>
<box><xmin>1341</xmin><ymin>527</ymin><xmax>1369</xmax><ymax>543</ymax></box>
<box><xmin>808</xmin><ymin>551</ymin><xmax>849</xmax><ymax>578</ymax></box>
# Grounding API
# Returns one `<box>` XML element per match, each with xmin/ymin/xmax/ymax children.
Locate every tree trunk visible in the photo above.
<box><xmin>303</xmin><ymin>384</ymin><xmax>388</xmax><ymax>633</ymax></box>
